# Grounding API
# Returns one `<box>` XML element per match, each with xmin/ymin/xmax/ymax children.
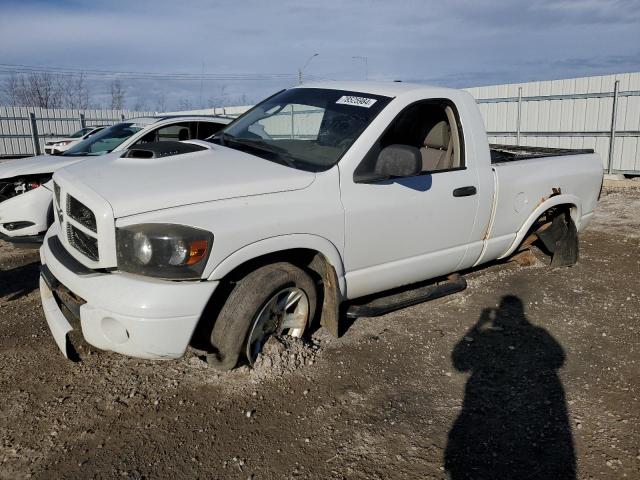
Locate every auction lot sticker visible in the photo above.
<box><xmin>336</xmin><ymin>96</ymin><xmax>377</xmax><ymax>108</ymax></box>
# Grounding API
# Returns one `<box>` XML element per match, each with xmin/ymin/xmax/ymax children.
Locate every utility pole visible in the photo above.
<box><xmin>299</xmin><ymin>53</ymin><xmax>319</xmax><ymax>85</ymax></box>
<box><xmin>199</xmin><ymin>62</ymin><xmax>205</xmax><ymax>108</ymax></box>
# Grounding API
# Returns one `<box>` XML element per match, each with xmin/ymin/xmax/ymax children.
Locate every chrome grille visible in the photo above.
<box><xmin>67</xmin><ymin>223</ymin><xmax>99</xmax><ymax>262</ymax></box>
<box><xmin>67</xmin><ymin>195</ymin><xmax>97</xmax><ymax>232</ymax></box>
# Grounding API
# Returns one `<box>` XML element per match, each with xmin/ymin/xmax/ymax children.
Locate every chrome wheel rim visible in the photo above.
<box><xmin>246</xmin><ymin>287</ymin><xmax>310</xmax><ymax>363</ymax></box>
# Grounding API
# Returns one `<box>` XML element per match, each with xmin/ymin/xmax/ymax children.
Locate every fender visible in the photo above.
<box><xmin>207</xmin><ymin>234</ymin><xmax>347</xmax><ymax>296</ymax></box>
<box><xmin>498</xmin><ymin>193</ymin><xmax>582</xmax><ymax>260</ymax></box>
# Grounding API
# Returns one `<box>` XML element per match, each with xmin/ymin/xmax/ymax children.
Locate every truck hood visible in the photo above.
<box><xmin>0</xmin><ymin>153</ymin><xmax>113</xmax><ymax>179</ymax></box>
<box><xmin>55</xmin><ymin>144</ymin><xmax>316</xmax><ymax>218</ymax></box>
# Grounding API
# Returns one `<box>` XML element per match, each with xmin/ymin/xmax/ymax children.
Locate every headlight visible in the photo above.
<box><xmin>116</xmin><ymin>224</ymin><xmax>214</xmax><ymax>280</ymax></box>
<box><xmin>55</xmin><ymin>141</ymin><xmax>71</xmax><ymax>146</ymax></box>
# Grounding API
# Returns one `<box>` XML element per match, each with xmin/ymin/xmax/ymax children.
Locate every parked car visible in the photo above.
<box><xmin>44</xmin><ymin>126</ymin><xmax>106</xmax><ymax>155</ymax></box>
<box><xmin>0</xmin><ymin>115</ymin><xmax>232</xmax><ymax>243</ymax></box>
<box><xmin>39</xmin><ymin>82</ymin><xmax>603</xmax><ymax>368</ymax></box>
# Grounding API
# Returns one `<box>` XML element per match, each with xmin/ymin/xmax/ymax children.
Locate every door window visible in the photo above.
<box><xmin>196</xmin><ymin>121</ymin><xmax>225</xmax><ymax>139</ymax></box>
<box><xmin>356</xmin><ymin>101</ymin><xmax>464</xmax><ymax>178</ymax></box>
<box><xmin>156</xmin><ymin>122</ymin><xmax>193</xmax><ymax>142</ymax></box>
<box><xmin>135</xmin><ymin>122</ymin><xmax>195</xmax><ymax>145</ymax></box>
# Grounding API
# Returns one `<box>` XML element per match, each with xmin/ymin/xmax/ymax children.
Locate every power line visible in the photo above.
<box><xmin>0</xmin><ymin>63</ymin><xmax>326</xmax><ymax>82</ymax></box>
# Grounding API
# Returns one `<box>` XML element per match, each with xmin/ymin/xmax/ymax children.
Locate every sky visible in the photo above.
<box><xmin>0</xmin><ymin>0</ymin><xmax>639</xmax><ymax>110</ymax></box>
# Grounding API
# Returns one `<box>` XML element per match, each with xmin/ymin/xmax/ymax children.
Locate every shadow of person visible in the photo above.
<box><xmin>444</xmin><ymin>295</ymin><xmax>575</xmax><ymax>480</ymax></box>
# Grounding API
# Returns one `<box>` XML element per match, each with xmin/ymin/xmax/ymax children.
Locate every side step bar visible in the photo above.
<box><xmin>346</xmin><ymin>274</ymin><xmax>467</xmax><ymax>319</ymax></box>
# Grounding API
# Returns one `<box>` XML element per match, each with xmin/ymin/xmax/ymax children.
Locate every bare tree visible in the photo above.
<box><xmin>154</xmin><ymin>93</ymin><xmax>167</xmax><ymax>113</ymax></box>
<box><xmin>2</xmin><ymin>72</ymin><xmax>92</xmax><ymax>108</ymax></box>
<box><xmin>28</xmin><ymin>73</ymin><xmax>62</xmax><ymax>108</ymax></box>
<box><xmin>58</xmin><ymin>73</ymin><xmax>90</xmax><ymax>109</ymax></box>
<box><xmin>177</xmin><ymin>97</ymin><xmax>192</xmax><ymax>111</ymax></box>
<box><xmin>132</xmin><ymin>97</ymin><xmax>149</xmax><ymax>112</ymax></box>
<box><xmin>2</xmin><ymin>73</ymin><xmax>62</xmax><ymax>108</ymax></box>
<box><xmin>110</xmin><ymin>79</ymin><xmax>126</xmax><ymax>110</ymax></box>
<box><xmin>1</xmin><ymin>73</ymin><xmax>20</xmax><ymax>105</ymax></box>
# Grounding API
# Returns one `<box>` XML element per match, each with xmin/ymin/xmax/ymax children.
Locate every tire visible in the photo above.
<box><xmin>207</xmin><ymin>262</ymin><xmax>317</xmax><ymax>371</ymax></box>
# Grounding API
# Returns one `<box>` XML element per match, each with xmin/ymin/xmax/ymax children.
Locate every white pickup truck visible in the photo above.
<box><xmin>39</xmin><ymin>81</ymin><xmax>603</xmax><ymax>369</ymax></box>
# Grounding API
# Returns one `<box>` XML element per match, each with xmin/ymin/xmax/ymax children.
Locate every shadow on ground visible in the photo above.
<box><xmin>0</xmin><ymin>261</ymin><xmax>40</xmax><ymax>300</ymax></box>
<box><xmin>445</xmin><ymin>295</ymin><xmax>576</xmax><ymax>480</ymax></box>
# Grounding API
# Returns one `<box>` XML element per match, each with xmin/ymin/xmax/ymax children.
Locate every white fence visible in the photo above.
<box><xmin>466</xmin><ymin>72</ymin><xmax>640</xmax><ymax>174</ymax></box>
<box><xmin>0</xmin><ymin>107</ymin><xmax>154</xmax><ymax>158</ymax></box>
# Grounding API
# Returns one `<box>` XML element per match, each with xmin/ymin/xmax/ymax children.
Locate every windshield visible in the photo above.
<box><xmin>211</xmin><ymin>88</ymin><xmax>391</xmax><ymax>171</ymax></box>
<box><xmin>69</xmin><ymin>127</ymin><xmax>93</xmax><ymax>138</ymax></box>
<box><xmin>63</xmin><ymin>122</ymin><xmax>144</xmax><ymax>156</ymax></box>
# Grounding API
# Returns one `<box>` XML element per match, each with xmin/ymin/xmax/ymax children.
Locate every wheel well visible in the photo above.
<box><xmin>517</xmin><ymin>203</ymin><xmax>576</xmax><ymax>254</ymax></box>
<box><xmin>189</xmin><ymin>248</ymin><xmax>341</xmax><ymax>351</ymax></box>
<box><xmin>219</xmin><ymin>248</ymin><xmax>324</xmax><ymax>282</ymax></box>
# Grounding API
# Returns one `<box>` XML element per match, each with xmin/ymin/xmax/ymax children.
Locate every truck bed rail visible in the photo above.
<box><xmin>490</xmin><ymin>144</ymin><xmax>594</xmax><ymax>164</ymax></box>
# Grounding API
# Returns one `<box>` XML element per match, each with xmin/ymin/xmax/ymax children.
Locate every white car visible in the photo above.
<box><xmin>44</xmin><ymin>126</ymin><xmax>106</xmax><ymax>155</ymax></box>
<box><xmin>39</xmin><ymin>82</ymin><xmax>603</xmax><ymax>368</ymax></box>
<box><xmin>0</xmin><ymin>115</ymin><xmax>231</xmax><ymax>243</ymax></box>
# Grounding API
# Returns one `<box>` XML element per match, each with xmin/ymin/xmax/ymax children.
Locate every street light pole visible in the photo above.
<box><xmin>299</xmin><ymin>53</ymin><xmax>319</xmax><ymax>85</ymax></box>
<box><xmin>352</xmin><ymin>56</ymin><xmax>368</xmax><ymax>80</ymax></box>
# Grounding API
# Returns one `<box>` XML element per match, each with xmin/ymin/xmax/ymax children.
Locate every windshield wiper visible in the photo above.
<box><xmin>223</xmin><ymin>137</ymin><xmax>297</xmax><ymax>168</ymax></box>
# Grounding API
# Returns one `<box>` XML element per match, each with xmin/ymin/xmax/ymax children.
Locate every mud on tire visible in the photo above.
<box><xmin>207</xmin><ymin>262</ymin><xmax>317</xmax><ymax>371</ymax></box>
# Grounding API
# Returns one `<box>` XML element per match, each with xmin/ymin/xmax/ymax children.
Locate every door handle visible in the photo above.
<box><xmin>453</xmin><ymin>186</ymin><xmax>477</xmax><ymax>197</ymax></box>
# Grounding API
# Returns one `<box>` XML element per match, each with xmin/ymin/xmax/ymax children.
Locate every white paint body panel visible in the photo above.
<box><xmin>61</xmin><ymin>143</ymin><xmax>316</xmax><ymax>219</ymax></box>
<box><xmin>0</xmin><ymin>181</ymin><xmax>53</xmax><ymax>237</ymax></box>
<box><xmin>337</xmin><ymin>88</ymin><xmax>495</xmax><ymax>298</ymax></box>
<box><xmin>476</xmin><ymin>153</ymin><xmax>603</xmax><ymax>266</ymax></box>
<box><xmin>39</xmin><ymin>81</ymin><xmax>603</xmax><ymax>360</ymax></box>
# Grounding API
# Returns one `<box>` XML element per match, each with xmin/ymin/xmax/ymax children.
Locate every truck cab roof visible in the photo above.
<box><xmin>295</xmin><ymin>80</ymin><xmax>462</xmax><ymax>99</ymax></box>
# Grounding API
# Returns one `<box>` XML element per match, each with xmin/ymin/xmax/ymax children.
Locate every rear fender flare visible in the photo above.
<box><xmin>499</xmin><ymin>194</ymin><xmax>581</xmax><ymax>259</ymax></box>
<box><xmin>207</xmin><ymin>234</ymin><xmax>346</xmax><ymax>296</ymax></box>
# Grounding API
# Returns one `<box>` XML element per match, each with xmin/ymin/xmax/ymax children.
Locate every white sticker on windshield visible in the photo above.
<box><xmin>336</xmin><ymin>95</ymin><xmax>377</xmax><ymax>108</ymax></box>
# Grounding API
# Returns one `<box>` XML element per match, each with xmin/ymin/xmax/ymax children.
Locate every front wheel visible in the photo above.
<box><xmin>207</xmin><ymin>262</ymin><xmax>317</xmax><ymax>370</ymax></box>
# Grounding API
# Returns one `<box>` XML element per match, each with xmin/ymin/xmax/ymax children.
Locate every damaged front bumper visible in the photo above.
<box><xmin>39</xmin><ymin>227</ymin><xmax>218</xmax><ymax>360</ymax></box>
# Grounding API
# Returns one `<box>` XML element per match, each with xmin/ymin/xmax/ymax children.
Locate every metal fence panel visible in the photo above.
<box><xmin>468</xmin><ymin>72</ymin><xmax>640</xmax><ymax>174</ymax></box>
<box><xmin>0</xmin><ymin>107</ymin><xmax>154</xmax><ymax>157</ymax></box>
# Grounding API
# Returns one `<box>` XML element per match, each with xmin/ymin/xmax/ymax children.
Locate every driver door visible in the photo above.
<box><xmin>340</xmin><ymin>100</ymin><xmax>480</xmax><ymax>299</ymax></box>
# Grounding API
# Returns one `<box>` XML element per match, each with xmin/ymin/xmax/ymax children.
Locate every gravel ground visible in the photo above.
<box><xmin>0</xmin><ymin>186</ymin><xmax>639</xmax><ymax>479</ymax></box>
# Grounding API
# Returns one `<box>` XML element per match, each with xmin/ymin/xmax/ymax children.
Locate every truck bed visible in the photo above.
<box><xmin>490</xmin><ymin>144</ymin><xmax>595</xmax><ymax>164</ymax></box>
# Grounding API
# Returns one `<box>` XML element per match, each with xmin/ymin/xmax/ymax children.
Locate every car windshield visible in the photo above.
<box><xmin>63</xmin><ymin>122</ymin><xmax>144</xmax><ymax>156</ymax></box>
<box><xmin>211</xmin><ymin>88</ymin><xmax>391</xmax><ymax>171</ymax></box>
<box><xmin>69</xmin><ymin>127</ymin><xmax>93</xmax><ymax>138</ymax></box>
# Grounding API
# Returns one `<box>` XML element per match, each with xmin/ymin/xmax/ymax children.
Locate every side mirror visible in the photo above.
<box><xmin>354</xmin><ymin>144</ymin><xmax>422</xmax><ymax>183</ymax></box>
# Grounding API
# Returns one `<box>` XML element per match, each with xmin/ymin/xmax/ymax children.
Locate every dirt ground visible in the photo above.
<box><xmin>0</xmin><ymin>186</ymin><xmax>639</xmax><ymax>480</ymax></box>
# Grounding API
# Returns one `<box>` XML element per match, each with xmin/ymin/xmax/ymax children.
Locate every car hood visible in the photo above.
<box><xmin>0</xmin><ymin>153</ymin><xmax>109</xmax><ymax>178</ymax></box>
<box><xmin>55</xmin><ymin>144</ymin><xmax>316</xmax><ymax>218</ymax></box>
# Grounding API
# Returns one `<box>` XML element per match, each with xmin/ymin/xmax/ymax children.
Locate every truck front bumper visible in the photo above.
<box><xmin>39</xmin><ymin>231</ymin><xmax>218</xmax><ymax>360</ymax></box>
